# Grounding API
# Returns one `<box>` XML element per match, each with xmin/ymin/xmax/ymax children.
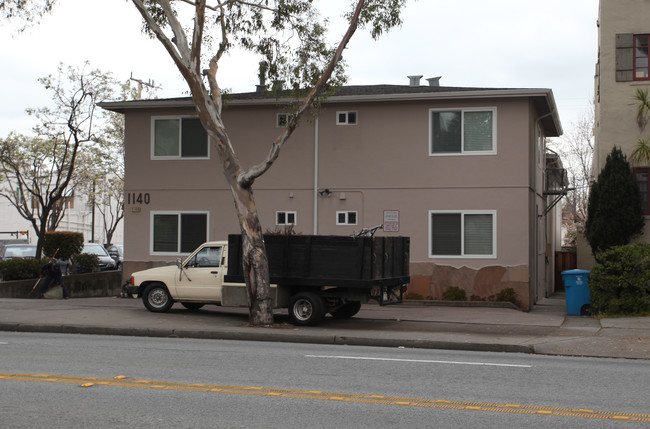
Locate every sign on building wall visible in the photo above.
<box><xmin>383</xmin><ymin>210</ymin><xmax>400</xmax><ymax>232</ymax></box>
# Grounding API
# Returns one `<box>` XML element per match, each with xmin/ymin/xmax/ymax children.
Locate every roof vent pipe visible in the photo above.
<box><xmin>427</xmin><ymin>76</ymin><xmax>442</xmax><ymax>87</ymax></box>
<box><xmin>408</xmin><ymin>75</ymin><xmax>423</xmax><ymax>87</ymax></box>
<box><xmin>257</xmin><ymin>62</ymin><xmax>267</xmax><ymax>93</ymax></box>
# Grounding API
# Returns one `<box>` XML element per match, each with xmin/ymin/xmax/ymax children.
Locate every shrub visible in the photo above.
<box><xmin>589</xmin><ymin>243</ymin><xmax>650</xmax><ymax>316</ymax></box>
<box><xmin>405</xmin><ymin>292</ymin><xmax>424</xmax><ymax>300</ymax></box>
<box><xmin>495</xmin><ymin>288</ymin><xmax>520</xmax><ymax>306</ymax></box>
<box><xmin>585</xmin><ymin>147</ymin><xmax>644</xmax><ymax>255</ymax></box>
<box><xmin>442</xmin><ymin>286</ymin><xmax>467</xmax><ymax>301</ymax></box>
<box><xmin>0</xmin><ymin>257</ymin><xmax>45</xmax><ymax>281</ymax></box>
<box><xmin>74</xmin><ymin>253</ymin><xmax>100</xmax><ymax>273</ymax></box>
<box><xmin>42</xmin><ymin>231</ymin><xmax>84</xmax><ymax>260</ymax></box>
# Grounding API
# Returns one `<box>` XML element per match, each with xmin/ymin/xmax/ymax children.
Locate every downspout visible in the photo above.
<box><xmin>313</xmin><ymin>118</ymin><xmax>319</xmax><ymax>234</ymax></box>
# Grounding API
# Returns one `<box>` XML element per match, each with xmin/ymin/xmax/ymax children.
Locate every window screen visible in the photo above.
<box><xmin>153</xmin><ymin>214</ymin><xmax>179</xmax><ymax>252</ymax></box>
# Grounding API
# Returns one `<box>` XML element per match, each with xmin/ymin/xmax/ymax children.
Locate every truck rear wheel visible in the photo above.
<box><xmin>289</xmin><ymin>292</ymin><xmax>326</xmax><ymax>326</ymax></box>
<box><xmin>143</xmin><ymin>283</ymin><xmax>173</xmax><ymax>313</ymax></box>
<box><xmin>330</xmin><ymin>301</ymin><xmax>362</xmax><ymax>319</ymax></box>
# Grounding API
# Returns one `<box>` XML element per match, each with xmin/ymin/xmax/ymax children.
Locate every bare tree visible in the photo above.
<box><xmin>0</xmin><ymin>63</ymin><xmax>115</xmax><ymax>256</ymax></box>
<box><xmin>548</xmin><ymin>109</ymin><xmax>595</xmax><ymax>223</ymax></box>
<box><xmin>76</xmin><ymin>80</ymin><xmax>149</xmax><ymax>245</ymax></box>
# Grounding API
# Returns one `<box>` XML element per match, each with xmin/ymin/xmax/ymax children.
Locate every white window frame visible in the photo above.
<box><xmin>151</xmin><ymin>115</ymin><xmax>210</xmax><ymax>160</ymax></box>
<box><xmin>276</xmin><ymin>113</ymin><xmax>293</xmax><ymax>128</ymax></box>
<box><xmin>428</xmin><ymin>107</ymin><xmax>497</xmax><ymax>156</ymax></box>
<box><xmin>276</xmin><ymin>211</ymin><xmax>297</xmax><ymax>225</ymax></box>
<box><xmin>150</xmin><ymin>211</ymin><xmax>209</xmax><ymax>255</ymax></box>
<box><xmin>336</xmin><ymin>111</ymin><xmax>358</xmax><ymax>125</ymax></box>
<box><xmin>336</xmin><ymin>211</ymin><xmax>358</xmax><ymax>225</ymax></box>
<box><xmin>428</xmin><ymin>210</ymin><xmax>497</xmax><ymax>259</ymax></box>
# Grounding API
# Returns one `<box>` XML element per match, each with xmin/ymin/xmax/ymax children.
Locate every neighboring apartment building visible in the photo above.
<box><xmin>594</xmin><ymin>0</ymin><xmax>650</xmax><ymax>238</ymax></box>
<box><xmin>0</xmin><ymin>186</ymin><xmax>123</xmax><ymax>246</ymax></box>
<box><xmin>100</xmin><ymin>77</ymin><xmax>563</xmax><ymax>310</ymax></box>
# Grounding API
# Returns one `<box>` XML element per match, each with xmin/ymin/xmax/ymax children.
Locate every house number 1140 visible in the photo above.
<box><xmin>127</xmin><ymin>193</ymin><xmax>150</xmax><ymax>205</ymax></box>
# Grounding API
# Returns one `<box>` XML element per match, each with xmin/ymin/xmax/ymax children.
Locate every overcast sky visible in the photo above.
<box><xmin>0</xmin><ymin>0</ymin><xmax>598</xmax><ymax>137</ymax></box>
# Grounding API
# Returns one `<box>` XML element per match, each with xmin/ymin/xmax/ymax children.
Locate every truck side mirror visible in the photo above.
<box><xmin>176</xmin><ymin>258</ymin><xmax>183</xmax><ymax>268</ymax></box>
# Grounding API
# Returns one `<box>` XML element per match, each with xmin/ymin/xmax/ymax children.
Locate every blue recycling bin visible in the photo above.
<box><xmin>561</xmin><ymin>269</ymin><xmax>591</xmax><ymax>315</ymax></box>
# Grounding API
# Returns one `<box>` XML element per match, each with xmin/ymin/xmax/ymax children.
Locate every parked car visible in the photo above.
<box><xmin>104</xmin><ymin>243</ymin><xmax>123</xmax><ymax>270</ymax></box>
<box><xmin>0</xmin><ymin>244</ymin><xmax>37</xmax><ymax>260</ymax></box>
<box><xmin>80</xmin><ymin>243</ymin><xmax>117</xmax><ymax>271</ymax></box>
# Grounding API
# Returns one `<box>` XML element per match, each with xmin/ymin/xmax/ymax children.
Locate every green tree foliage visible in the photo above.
<box><xmin>73</xmin><ymin>253</ymin><xmax>100</xmax><ymax>273</ymax></box>
<box><xmin>42</xmin><ymin>231</ymin><xmax>84</xmax><ymax>260</ymax></box>
<box><xmin>0</xmin><ymin>257</ymin><xmax>44</xmax><ymax>281</ymax></box>
<box><xmin>590</xmin><ymin>243</ymin><xmax>650</xmax><ymax>316</ymax></box>
<box><xmin>585</xmin><ymin>147</ymin><xmax>644</xmax><ymax>254</ymax></box>
<box><xmin>0</xmin><ymin>0</ymin><xmax>57</xmax><ymax>30</ymax></box>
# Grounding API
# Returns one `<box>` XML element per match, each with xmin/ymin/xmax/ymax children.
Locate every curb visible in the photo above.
<box><xmin>0</xmin><ymin>322</ymin><xmax>534</xmax><ymax>354</ymax></box>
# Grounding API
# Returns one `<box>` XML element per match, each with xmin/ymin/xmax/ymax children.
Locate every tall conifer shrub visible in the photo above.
<box><xmin>585</xmin><ymin>147</ymin><xmax>645</xmax><ymax>254</ymax></box>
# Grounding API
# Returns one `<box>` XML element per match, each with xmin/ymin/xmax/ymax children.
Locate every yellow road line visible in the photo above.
<box><xmin>1</xmin><ymin>373</ymin><xmax>648</xmax><ymax>422</ymax></box>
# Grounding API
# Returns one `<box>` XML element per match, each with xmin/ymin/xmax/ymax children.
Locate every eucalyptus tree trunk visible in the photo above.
<box><xmin>131</xmin><ymin>0</ymin><xmax>371</xmax><ymax>326</ymax></box>
<box><xmin>232</xmin><ymin>187</ymin><xmax>274</xmax><ymax>326</ymax></box>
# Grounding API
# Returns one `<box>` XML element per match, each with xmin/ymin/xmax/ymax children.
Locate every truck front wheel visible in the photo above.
<box><xmin>289</xmin><ymin>292</ymin><xmax>326</xmax><ymax>326</ymax></box>
<box><xmin>143</xmin><ymin>283</ymin><xmax>174</xmax><ymax>313</ymax></box>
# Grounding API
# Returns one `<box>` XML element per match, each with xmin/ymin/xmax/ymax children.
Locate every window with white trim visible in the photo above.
<box><xmin>152</xmin><ymin>212</ymin><xmax>208</xmax><ymax>254</ymax></box>
<box><xmin>152</xmin><ymin>117</ymin><xmax>208</xmax><ymax>159</ymax></box>
<box><xmin>336</xmin><ymin>211</ymin><xmax>358</xmax><ymax>225</ymax></box>
<box><xmin>429</xmin><ymin>210</ymin><xmax>496</xmax><ymax>258</ymax></box>
<box><xmin>429</xmin><ymin>108</ymin><xmax>496</xmax><ymax>155</ymax></box>
<box><xmin>276</xmin><ymin>211</ymin><xmax>297</xmax><ymax>225</ymax></box>
<box><xmin>277</xmin><ymin>113</ymin><xmax>294</xmax><ymax>128</ymax></box>
<box><xmin>337</xmin><ymin>111</ymin><xmax>357</xmax><ymax>125</ymax></box>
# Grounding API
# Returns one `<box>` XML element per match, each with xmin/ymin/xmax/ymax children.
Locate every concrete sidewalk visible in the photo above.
<box><xmin>0</xmin><ymin>294</ymin><xmax>648</xmax><ymax>359</ymax></box>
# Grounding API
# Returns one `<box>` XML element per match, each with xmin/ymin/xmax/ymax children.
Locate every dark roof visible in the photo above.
<box><xmin>98</xmin><ymin>83</ymin><xmax>562</xmax><ymax>136</ymax></box>
<box><xmin>230</xmin><ymin>84</ymin><xmax>514</xmax><ymax>100</ymax></box>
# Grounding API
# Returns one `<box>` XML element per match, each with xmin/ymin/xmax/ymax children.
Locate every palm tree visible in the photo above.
<box><xmin>634</xmin><ymin>88</ymin><xmax>650</xmax><ymax>129</ymax></box>
<box><xmin>630</xmin><ymin>137</ymin><xmax>650</xmax><ymax>165</ymax></box>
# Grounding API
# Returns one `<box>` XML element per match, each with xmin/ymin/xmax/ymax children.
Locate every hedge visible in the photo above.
<box><xmin>590</xmin><ymin>243</ymin><xmax>650</xmax><ymax>316</ymax></box>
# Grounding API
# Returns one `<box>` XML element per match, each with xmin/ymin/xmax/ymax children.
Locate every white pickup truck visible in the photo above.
<box><xmin>125</xmin><ymin>234</ymin><xmax>410</xmax><ymax>326</ymax></box>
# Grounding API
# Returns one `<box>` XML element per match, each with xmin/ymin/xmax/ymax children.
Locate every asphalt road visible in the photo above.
<box><xmin>2</xmin><ymin>332</ymin><xmax>649</xmax><ymax>428</ymax></box>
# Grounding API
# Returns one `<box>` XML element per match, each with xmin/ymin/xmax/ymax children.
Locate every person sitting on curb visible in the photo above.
<box><xmin>39</xmin><ymin>260</ymin><xmax>70</xmax><ymax>299</ymax></box>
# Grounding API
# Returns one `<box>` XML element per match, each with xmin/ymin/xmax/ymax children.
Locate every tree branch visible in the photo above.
<box><xmin>238</xmin><ymin>0</ymin><xmax>366</xmax><ymax>187</ymax></box>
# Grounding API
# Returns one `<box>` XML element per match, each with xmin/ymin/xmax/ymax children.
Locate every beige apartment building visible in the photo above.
<box><xmin>100</xmin><ymin>78</ymin><xmax>563</xmax><ymax>310</ymax></box>
<box><xmin>594</xmin><ymin>0</ymin><xmax>650</xmax><ymax>236</ymax></box>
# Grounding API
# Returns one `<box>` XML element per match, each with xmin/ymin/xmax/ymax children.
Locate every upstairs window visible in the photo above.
<box><xmin>337</xmin><ymin>111</ymin><xmax>357</xmax><ymax>125</ymax></box>
<box><xmin>277</xmin><ymin>113</ymin><xmax>294</xmax><ymax>128</ymax></box>
<box><xmin>430</xmin><ymin>108</ymin><xmax>496</xmax><ymax>155</ymax></box>
<box><xmin>152</xmin><ymin>117</ymin><xmax>208</xmax><ymax>159</ymax></box>
<box><xmin>635</xmin><ymin>35</ymin><xmax>650</xmax><ymax>80</ymax></box>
